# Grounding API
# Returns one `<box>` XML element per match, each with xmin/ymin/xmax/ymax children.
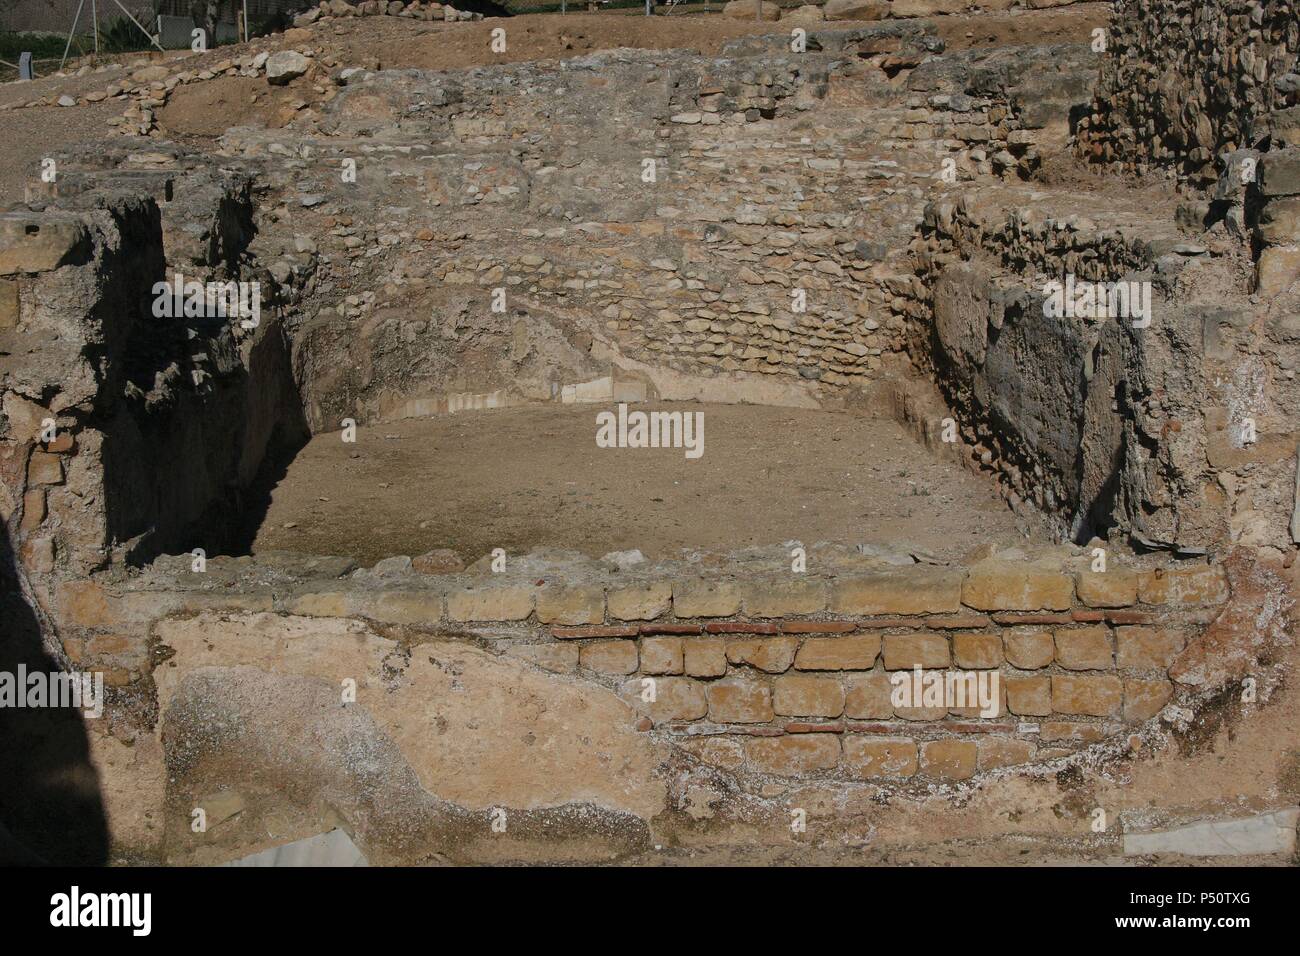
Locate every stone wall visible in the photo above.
<box><xmin>3</xmin><ymin>27</ymin><xmax>1101</xmax><ymax>433</ymax></box>
<box><xmin>896</xmin><ymin>177</ymin><xmax>1299</xmax><ymax>554</ymax></box>
<box><xmin>56</xmin><ymin>541</ymin><xmax>1290</xmax><ymax>862</ymax></box>
<box><xmin>0</xmin><ymin>149</ymin><xmax>308</xmax><ymax>624</ymax></box>
<box><xmin>1078</xmin><ymin>0</ymin><xmax>1300</xmax><ymax>185</ymax></box>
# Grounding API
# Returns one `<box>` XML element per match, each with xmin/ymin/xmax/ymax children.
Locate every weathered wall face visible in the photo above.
<box><xmin>227</xmin><ymin>33</ymin><xmax>941</xmax><ymax>428</ymax></box>
<box><xmin>60</xmin><ymin>542</ymin><xmax>1291</xmax><ymax>863</ymax></box>
<box><xmin>896</xmin><ymin>193</ymin><xmax>1279</xmax><ymax>551</ymax></box>
<box><xmin>163</xmin><ymin>27</ymin><xmax>1091</xmax><ymax>430</ymax></box>
<box><xmin>1078</xmin><ymin>0</ymin><xmax>1299</xmax><ymax>185</ymax></box>
<box><xmin>897</xmin><ymin>0</ymin><xmax>1300</xmax><ymax>553</ymax></box>
<box><xmin>0</xmin><ymin>152</ymin><xmax>308</xmax><ymax>618</ymax></box>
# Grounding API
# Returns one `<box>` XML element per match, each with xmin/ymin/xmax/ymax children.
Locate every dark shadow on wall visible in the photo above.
<box><xmin>0</xmin><ymin>522</ymin><xmax>109</xmax><ymax>865</ymax></box>
<box><xmin>219</xmin><ymin>421</ymin><xmax>310</xmax><ymax>557</ymax></box>
<box><xmin>103</xmin><ymin>310</ymin><xmax>312</xmax><ymax>568</ymax></box>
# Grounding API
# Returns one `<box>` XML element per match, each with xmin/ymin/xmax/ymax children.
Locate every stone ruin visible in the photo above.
<box><xmin>1</xmin><ymin>0</ymin><xmax>1298</xmax><ymax>865</ymax></box>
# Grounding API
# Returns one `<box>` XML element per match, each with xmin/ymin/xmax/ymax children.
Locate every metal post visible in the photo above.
<box><xmin>92</xmin><ymin>0</ymin><xmax>99</xmax><ymax>55</ymax></box>
<box><xmin>108</xmin><ymin>0</ymin><xmax>167</xmax><ymax>53</ymax></box>
<box><xmin>646</xmin><ymin>0</ymin><xmax>651</xmax><ymax>14</ymax></box>
<box><xmin>243</xmin><ymin>0</ymin><xmax>249</xmax><ymax>42</ymax></box>
<box><xmin>59</xmin><ymin>0</ymin><xmax>88</xmax><ymax>72</ymax></box>
<box><xmin>18</xmin><ymin>52</ymin><xmax>34</xmax><ymax>81</ymax></box>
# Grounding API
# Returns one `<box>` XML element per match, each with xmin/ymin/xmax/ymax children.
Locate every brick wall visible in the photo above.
<box><xmin>62</xmin><ymin>552</ymin><xmax>1232</xmax><ymax>783</ymax></box>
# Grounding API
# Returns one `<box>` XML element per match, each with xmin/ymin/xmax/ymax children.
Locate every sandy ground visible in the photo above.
<box><xmin>250</xmin><ymin>403</ymin><xmax>1049</xmax><ymax>565</ymax></box>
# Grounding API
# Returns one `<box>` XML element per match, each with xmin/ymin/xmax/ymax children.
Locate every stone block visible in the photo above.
<box><xmin>1123</xmin><ymin>808</ymin><xmax>1300</xmax><ymax>857</ymax></box>
<box><xmin>1005</xmin><ymin>675</ymin><xmax>1051</xmax><ymax>716</ymax></box>
<box><xmin>1138</xmin><ymin>566</ymin><xmax>1228</xmax><ymax>606</ymax></box>
<box><xmin>725</xmin><ymin>636</ymin><xmax>799</xmax><ymax>673</ymax></box>
<box><xmin>608</xmin><ymin>582</ymin><xmax>671</xmax><ymax>621</ymax></box>
<box><xmin>1116</xmin><ymin>627</ymin><xmax>1186</xmax><ymax>670</ymax></box>
<box><xmin>952</xmin><ymin>632</ymin><xmax>1002</xmax><ymax>668</ymax></box>
<box><xmin>621</xmin><ymin>676</ymin><xmax>708</xmax><ymax>723</ymax></box>
<box><xmin>721</xmin><ymin>0</ymin><xmax>779</xmax><ymax>20</ymax></box>
<box><xmin>830</xmin><ymin>568</ymin><xmax>962</xmax><ymax>616</ymax></box>
<box><xmin>793</xmin><ymin>634</ymin><xmax>881</xmax><ymax>670</ymax></box>
<box><xmin>962</xmin><ymin>561</ymin><xmax>1073</xmax><ymax>611</ymax></box>
<box><xmin>580</xmin><ymin>640</ymin><xmax>639</xmax><ymax>675</ymax></box>
<box><xmin>881</xmin><ymin>632</ymin><xmax>949</xmax><ymax>670</ymax></box>
<box><xmin>1075</xmin><ymin>570</ymin><xmax>1138</xmax><ymax>608</ymax></box>
<box><xmin>684</xmin><ymin>637</ymin><xmax>727</xmax><ymax>677</ymax></box>
<box><xmin>773</xmin><ymin>674</ymin><xmax>845</xmax><ymax>717</ymax></box>
<box><xmin>1040</xmin><ymin>721</ymin><xmax>1108</xmax><ymax>744</ymax></box>
<box><xmin>919</xmin><ymin>739</ymin><xmax>977</xmax><ymax>781</ymax></box>
<box><xmin>1051</xmin><ymin>674</ymin><xmax>1123</xmax><ymax>717</ymax></box>
<box><xmin>741</xmin><ymin>577</ymin><xmax>827</xmax><ymax>617</ymax></box>
<box><xmin>535</xmin><ymin>585</ymin><xmax>604</xmax><ymax>625</ymax></box>
<box><xmin>707</xmin><ymin>678</ymin><xmax>774</xmax><ymax>723</ymax></box>
<box><xmin>672</xmin><ymin>579</ymin><xmax>742</xmax><ymax>618</ymax></box>
<box><xmin>745</xmin><ymin>735</ymin><xmax>840</xmax><ymax>775</ymax></box>
<box><xmin>1257</xmin><ymin>197</ymin><xmax>1300</xmax><ymax>244</ymax></box>
<box><xmin>1002</xmin><ymin>629</ymin><xmax>1055</xmax><ymax>669</ymax></box>
<box><xmin>842</xmin><ymin>736</ymin><xmax>917</xmax><ymax>778</ymax></box>
<box><xmin>1255</xmin><ymin>245</ymin><xmax>1300</xmax><ymax>297</ymax></box>
<box><xmin>1259</xmin><ymin>149</ymin><xmax>1300</xmax><ymax>196</ymax></box>
<box><xmin>26</xmin><ymin>451</ymin><xmax>63</xmax><ymax>486</ymax></box>
<box><xmin>360</xmin><ymin>590</ymin><xmax>445</xmax><ymax>625</ymax></box>
<box><xmin>447</xmin><ymin>584</ymin><xmax>535</xmax><ymax>621</ymax></box>
<box><xmin>640</xmin><ymin>636</ymin><xmax>684</xmax><ymax>675</ymax></box>
<box><xmin>0</xmin><ymin>216</ymin><xmax>90</xmax><ymax>275</ymax></box>
<box><xmin>1053</xmin><ymin>626</ymin><xmax>1114</xmax><ymax>670</ymax></box>
<box><xmin>822</xmin><ymin>0</ymin><xmax>887</xmax><ymax>19</ymax></box>
<box><xmin>843</xmin><ymin>672</ymin><xmax>893</xmax><ymax>719</ymax></box>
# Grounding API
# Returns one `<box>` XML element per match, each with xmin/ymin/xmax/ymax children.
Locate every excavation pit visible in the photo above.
<box><xmin>2</xmin><ymin>0</ymin><xmax>1296</xmax><ymax>869</ymax></box>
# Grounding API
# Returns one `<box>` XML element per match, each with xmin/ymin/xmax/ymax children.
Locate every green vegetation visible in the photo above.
<box><xmin>0</xmin><ymin>17</ymin><xmax>154</xmax><ymax>69</ymax></box>
<box><xmin>0</xmin><ymin>31</ymin><xmax>68</xmax><ymax>63</ymax></box>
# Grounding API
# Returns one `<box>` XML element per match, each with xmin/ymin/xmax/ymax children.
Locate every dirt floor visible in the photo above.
<box><xmin>250</xmin><ymin>403</ymin><xmax>1051</xmax><ymax>566</ymax></box>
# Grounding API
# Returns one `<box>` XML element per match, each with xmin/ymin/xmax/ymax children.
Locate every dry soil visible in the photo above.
<box><xmin>250</xmin><ymin>403</ymin><xmax>1051</xmax><ymax>565</ymax></box>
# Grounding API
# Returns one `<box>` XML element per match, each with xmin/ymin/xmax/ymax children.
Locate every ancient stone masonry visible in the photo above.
<box><xmin>1075</xmin><ymin>0</ymin><xmax>1300</xmax><ymax>339</ymax></box>
<box><xmin>1079</xmin><ymin>0</ymin><xmax>1300</xmax><ymax>185</ymax></box>
<box><xmin>897</xmin><ymin>191</ymin><xmax>1255</xmax><ymax>550</ymax></box>
<box><xmin>897</xmin><ymin>5</ymin><xmax>1300</xmax><ymax>554</ymax></box>
<box><xmin>57</xmin><ymin>539</ymin><xmax>1290</xmax><ymax>862</ymax></box>
<box><xmin>125</xmin><ymin>549</ymin><xmax>1235</xmax><ymax>777</ymax></box>
<box><xmin>1</xmin><ymin>146</ymin><xmax>307</xmax><ymax>615</ymax></box>
<box><xmin>2</xmin><ymin>4</ymin><xmax>1298</xmax><ymax>866</ymax></box>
